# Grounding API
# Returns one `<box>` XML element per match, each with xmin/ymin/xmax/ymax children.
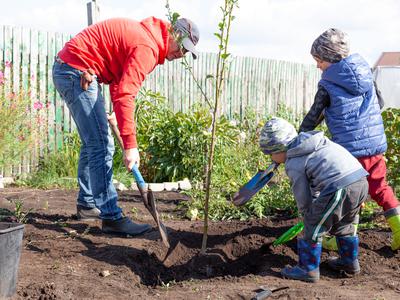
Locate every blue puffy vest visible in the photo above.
<box><xmin>319</xmin><ymin>53</ymin><xmax>387</xmax><ymax>158</ymax></box>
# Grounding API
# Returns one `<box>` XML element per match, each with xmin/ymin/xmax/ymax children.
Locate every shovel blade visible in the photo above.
<box><xmin>232</xmin><ymin>163</ymin><xmax>277</xmax><ymax>206</ymax></box>
<box><xmin>147</xmin><ymin>190</ymin><xmax>170</xmax><ymax>248</ymax></box>
<box><xmin>273</xmin><ymin>222</ymin><xmax>304</xmax><ymax>246</ymax></box>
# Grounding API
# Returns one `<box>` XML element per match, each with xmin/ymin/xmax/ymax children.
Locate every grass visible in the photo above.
<box><xmin>359</xmin><ymin>200</ymin><xmax>385</xmax><ymax>229</ymax></box>
<box><xmin>21</xmin><ymin>131</ymin><xmax>132</xmax><ymax>189</ymax></box>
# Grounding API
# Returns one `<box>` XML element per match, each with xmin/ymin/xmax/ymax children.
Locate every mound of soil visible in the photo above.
<box><xmin>0</xmin><ymin>188</ymin><xmax>399</xmax><ymax>299</ymax></box>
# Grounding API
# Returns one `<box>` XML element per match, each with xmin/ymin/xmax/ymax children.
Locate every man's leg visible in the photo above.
<box><xmin>76</xmin><ymin>141</ymin><xmax>101</xmax><ymax>220</ymax></box>
<box><xmin>53</xmin><ymin>61</ymin><xmax>151</xmax><ymax>236</ymax></box>
<box><xmin>53</xmin><ymin>61</ymin><xmax>121</xmax><ymax>220</ymax></box>
<box><xmin>77</xmin><ymin>141</ymin><xmax>95</xmax><ymax>208</ymax></box>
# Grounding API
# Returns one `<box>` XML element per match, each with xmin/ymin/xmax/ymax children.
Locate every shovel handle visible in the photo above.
<box><xmin>132</xmin><ymin>164</ymin><xmax>146</xmax><ymax>189</ymax></box>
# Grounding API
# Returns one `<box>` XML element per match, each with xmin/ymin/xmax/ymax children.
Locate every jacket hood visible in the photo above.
<box><xmin>287</xmin><ymin>131</ymin><xmax>325</xmax><ymax>158</ymax></box>
<box><xmin>140</xmin><ymin>17</ymin><xmax>170</xmax><ymax>65</ymax></box>
<box><xmin>321</xmin><ymin>53</ymin><xmax>373</xmax><ymax>96</ymax></box>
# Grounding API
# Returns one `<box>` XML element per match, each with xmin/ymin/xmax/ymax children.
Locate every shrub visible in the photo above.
<box><xmin>0</xmin><ymin>90</ymin><xmax>45</xmax><ymax>168</ymax></box>
<box><xmin>382</xmin><ymin>108</ymin><xmax>400</xmax><ymax>196</ymax></box>
<box><xmin>135</xmin><ymin>90</ymin><xmax>238</xmax><ymax>182</ymax></box>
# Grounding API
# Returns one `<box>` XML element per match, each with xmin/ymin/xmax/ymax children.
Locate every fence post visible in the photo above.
<box><xmin>87</xmin><ymin>0</ymin><xmax>100</xmax><ymax>26</ymax></box>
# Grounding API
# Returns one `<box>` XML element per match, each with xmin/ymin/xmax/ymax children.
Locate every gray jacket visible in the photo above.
<box><xmin>285</xmin><ymin>131</ymin><xmax>368</xmax><ymax>213</ymax></box>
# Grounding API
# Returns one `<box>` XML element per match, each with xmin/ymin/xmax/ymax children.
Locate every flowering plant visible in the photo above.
<box><xmin>0</xmin><ymin>62</ymin><xmax>47</xmax><ymax>168</ymax></box>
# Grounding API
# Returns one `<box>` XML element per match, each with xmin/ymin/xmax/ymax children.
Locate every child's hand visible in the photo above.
<box><xmin>107</xmin><ymin>112</ymin><xmax>118</xmax><ymax>127</ymax></box>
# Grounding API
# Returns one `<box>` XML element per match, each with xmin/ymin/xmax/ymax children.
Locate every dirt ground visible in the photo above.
<box><xmin>0</xmin><ymin>188</ymin><xmax>399</xmax><ymax>300</ymax></box>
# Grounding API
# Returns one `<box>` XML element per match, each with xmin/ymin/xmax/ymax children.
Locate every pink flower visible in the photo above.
<box><xmin>36</xmin><ymin>115</ymin><xmax>45</xmax><ymax>125</ymax></box>
<box><xmin>5</xmin><ymin>61</ymin><xmax>12</xmax><ymax>68</ymax></box>
<box><xmin>8</xmin><ymin>92</ymin><xmax>16</xmax><ymax>99</ymax></box>
<box><xmin>33</xmin><ymin>101</ymin><xmax>44</xmax><ymax>110</ymax></box>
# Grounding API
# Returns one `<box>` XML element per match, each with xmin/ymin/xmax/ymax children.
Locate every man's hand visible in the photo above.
<box><xmin>107</xmin><ymin>112</ymin><xmax>139</xmax><ymax>171</ymax></box>
<box><xmin>80</xmin><ymin>68</ymin><xmax>95</xmax><ymax>91</ymax></box>
<box><xmin>124</xmin><ymin>148</ymin><xmax>140</xmax><ymax>171</ymax></box>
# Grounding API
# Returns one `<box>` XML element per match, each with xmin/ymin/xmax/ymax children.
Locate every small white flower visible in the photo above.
<box><xmin>229</xmin><ymin>120</ymin><xmax>238</xmax><ymax>126</ymax></box>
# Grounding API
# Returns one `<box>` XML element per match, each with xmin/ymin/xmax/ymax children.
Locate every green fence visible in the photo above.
<box><xmin>0</xmin><ymin>25</ymin><xmax>320</xmax><ymax>176</ymax></box>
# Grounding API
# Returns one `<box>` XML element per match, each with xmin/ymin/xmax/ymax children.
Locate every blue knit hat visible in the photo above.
<box><xmin>259</xmin><ymin>117</ymin><xmax>298</xmax><ymax>154</ymax></box>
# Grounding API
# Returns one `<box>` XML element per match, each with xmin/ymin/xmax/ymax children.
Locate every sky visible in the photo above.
<box><xmin>1</xmin><ymin>0</ymin><xmax>399</xmax><ymax>66</ymax></box>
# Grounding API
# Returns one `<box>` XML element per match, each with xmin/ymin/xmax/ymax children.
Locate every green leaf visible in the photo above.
<box><xmin>205</xmin><ymin>74</ymin><xmax>214</xmax><ymax>80</ymax></box>
<box><xmin>214</xmin><ymin>33</ymin><xmax>222</xmax><ymax>40</ymax></box>
<box><xmin>221</xmin><ymin>53</ymin><xmax>230</xmax><ymax>59</ymax></box>
<box><xmin>172</xmin><ymin>12</ymin><xmax>180</xmax><ymax>23</ymax></box>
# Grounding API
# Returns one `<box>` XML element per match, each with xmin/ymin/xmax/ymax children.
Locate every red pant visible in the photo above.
<box><xmin>358</xmin><ymin>154</ymin><xmax>399</xmax><ymax>211</ymax></box>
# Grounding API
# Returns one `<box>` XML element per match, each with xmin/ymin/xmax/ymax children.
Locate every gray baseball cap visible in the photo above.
<box><xmin>173</xmin><ymin>18</ymin><xmax>200</xmax><ymax>59</ymax></box>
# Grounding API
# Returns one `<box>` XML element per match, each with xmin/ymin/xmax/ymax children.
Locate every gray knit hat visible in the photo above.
<box><xmin>259</xmin><ymin>117</ymin><xmax>298</xmax><ymax>155</ymax></box>
<box><xmin>311</xmin><ymin>28</ymin><xmax>350</xmax><ymax>63</ymax></box>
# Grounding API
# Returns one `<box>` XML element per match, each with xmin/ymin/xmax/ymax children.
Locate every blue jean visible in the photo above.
<box><xmin>52</xmin><ymin>61</ymin><xmax>122</xmax><ymax>220</ymax></box>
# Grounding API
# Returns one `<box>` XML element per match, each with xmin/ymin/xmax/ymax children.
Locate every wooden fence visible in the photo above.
<box><xmin>0</xmin><ymin>25</ymin><xmax>321</xmax><ymax>176</ymax></box>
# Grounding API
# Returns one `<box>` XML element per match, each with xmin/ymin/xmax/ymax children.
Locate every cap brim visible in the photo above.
<box><xmin>182</xmin><ymin>38</ymin><xmax>198</xmax><ymax>59</ymax></box>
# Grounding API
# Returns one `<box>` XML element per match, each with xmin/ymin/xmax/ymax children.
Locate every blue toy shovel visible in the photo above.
<box><xmin>231</xmin><ymin>162</ymin><xmax>279</xmax><ymax>206</ymax></box>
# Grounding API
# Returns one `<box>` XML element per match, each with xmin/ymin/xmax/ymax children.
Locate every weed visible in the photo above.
<box><xmin>359</xmin><ymin>201</ymin><xmax>384</xmax><ymax>229</ymax></box>
<box><xmin>54</xmin><ymin>220</ymin><xmax>68</xmax><ymax>227</ymax></box>
<box><xmin>13</xmin><ymin>200</ymin><xmax>33</xmax><ymax>223</ymax></box>
<box><xmin>130</xmin><ymin>207</ymin><xmax>138</xmax><ymax>218</ymax></box>
<box><xmin>160</xmin><ymin>279</ymin><xmax>177</xmax><ymax>290</ymax></box>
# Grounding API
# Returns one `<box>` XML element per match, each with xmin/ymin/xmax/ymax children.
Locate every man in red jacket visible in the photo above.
<box><xmin>52</xmin><ymin>17</ymin><xmax>199</xmax><ymax>236</ymax></box>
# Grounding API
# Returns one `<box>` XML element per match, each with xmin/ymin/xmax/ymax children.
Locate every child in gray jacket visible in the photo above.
<box><xmin>259</xmin><ymin>117</ymin><xmax>368</xmax><ymax>282</ymax></box>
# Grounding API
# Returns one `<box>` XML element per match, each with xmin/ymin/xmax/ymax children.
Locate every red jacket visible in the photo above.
<box><xmin>58</xmin><ymin>17</ymin><xmax>170</xmax><ymax>149</ymax></box>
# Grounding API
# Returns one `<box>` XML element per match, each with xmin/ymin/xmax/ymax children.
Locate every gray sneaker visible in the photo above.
<box><xmin>77</xmin><ymin>205</ymin><xmax>101</xmax><ymax>221</ymax></box>
<box><xmin>102</xmin><ymin>217</ymin><xmax>152</xmax><ymax>237</ymax></box>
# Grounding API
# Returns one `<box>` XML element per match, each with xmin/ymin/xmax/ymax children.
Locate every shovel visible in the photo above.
<box><xmin>231</xmin><ymin>162</ymin><xmax>279</xmax><ymax>206</ymax></box>
<box><xmin>252</xmin><ymin>286</ymin><xmax>289</xmax><ymax>300</ymax></box>
<box><xmin>108</xmin><ymin>115</ymin><xmax>170</xmax><ymax>248</ymax></box>
<box><xmin>131</xmin><ymin>165</ymin><xmax>170</xmax><ymax>248</ymax></box>
<box><xmin>273</xmin><ymin>221</ymin><xmax>304</xmax><ymax>246</ymax></box>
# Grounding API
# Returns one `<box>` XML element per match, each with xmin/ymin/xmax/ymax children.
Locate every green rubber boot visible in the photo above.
<box><xmin>387</xmin><ymin>215</ymin><xmax>400</xmax><ymax>251</ymax></box>
<box><xmin>322</xmin><ymin>235</ymin><xmax>338</xmax><ymax>251</ymax></box>
<box><xmin>322</xmin><ymin>222</ymin><xmax>359</xmax><ymax>251</ymax></box>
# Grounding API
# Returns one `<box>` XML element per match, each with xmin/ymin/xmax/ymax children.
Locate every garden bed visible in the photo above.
<box><xmin>1</xmin><ymin>188</ymin><xmax>399</xmax><ymax>299</ymax></box>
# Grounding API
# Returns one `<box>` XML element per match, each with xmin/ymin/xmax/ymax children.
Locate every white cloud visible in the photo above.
<box><xmin>0</xmin><ymin>0</ymin><xmax>399</xmax><ymax>65</ymax></box>
<box><xmin>0</xmin><ymin>0</ymin><xmax>86</xmax><ymax>34</ymax></box>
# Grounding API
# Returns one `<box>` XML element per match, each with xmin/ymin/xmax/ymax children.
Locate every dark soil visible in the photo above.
<box><xmin>1</xmin><ymin>187</ymin><xmax>400</xmax><ymax>299</ymax></box>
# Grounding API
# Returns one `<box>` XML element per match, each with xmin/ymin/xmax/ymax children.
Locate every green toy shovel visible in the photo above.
<box><xmin>273</xmin><ymin>221</ymin><xmax>304</xmax><ymax>246</ymax></box>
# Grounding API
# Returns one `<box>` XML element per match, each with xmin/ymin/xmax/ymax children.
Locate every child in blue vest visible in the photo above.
<box><xmin>300</xmin><ymin>28</ymin><xmax>400</xmax><ymax>251</ymax></box>
<box><xmin>259</xmin><ymin>117</ymin><xmax>368</xmax><ymax>282</ymax></box>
